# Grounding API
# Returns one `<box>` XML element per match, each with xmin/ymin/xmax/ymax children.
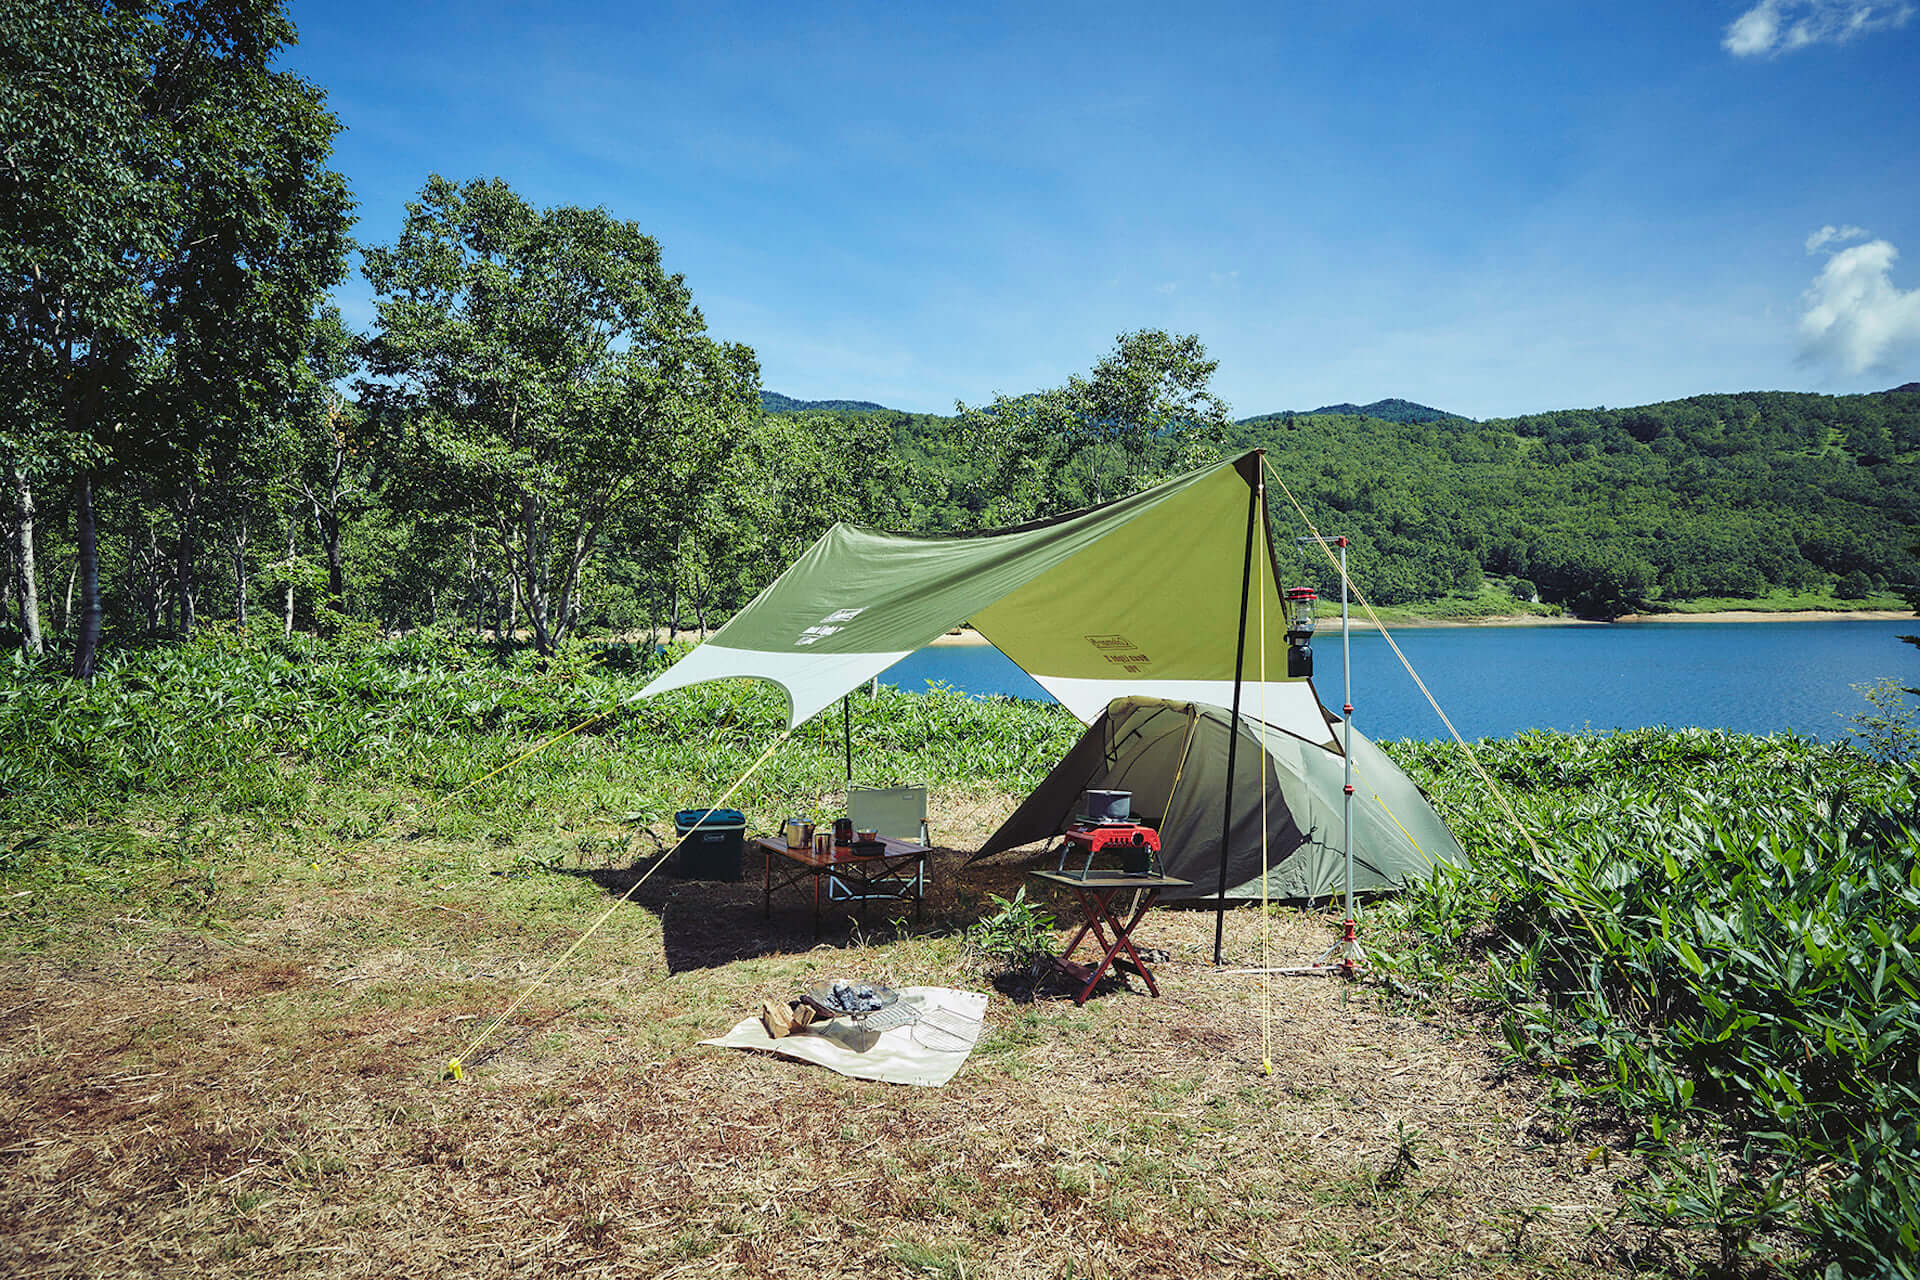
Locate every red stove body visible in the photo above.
<box><xmin>1054</xmin><ymin>822</ymin><xmax>1162</xmax><ymax>878</ymax></box>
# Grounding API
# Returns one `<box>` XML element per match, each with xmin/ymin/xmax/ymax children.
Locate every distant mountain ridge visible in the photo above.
<box><xmin>1237</xmin><ymin>397</ymin><xmax>1466</xmax><ymax>425</ymax></box>
<box><xmin>761</xmin><ymin>391</ymin><xmax>894</xmax><ymax>414</ymax></box>
<box><xmin>765</xmin><ymin>389</ymin><xmax>1465</xmax><ymax>425</ymax></box>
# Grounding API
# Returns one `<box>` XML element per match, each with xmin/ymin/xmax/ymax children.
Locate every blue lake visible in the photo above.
<box><xmin>877</xmin><ymin>620</ymin><xmax>1918</xmax><ymax>742</ymax></box>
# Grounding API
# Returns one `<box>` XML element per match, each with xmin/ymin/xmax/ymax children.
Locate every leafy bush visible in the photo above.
<box><xmin>0</xmin><ymin>632</ymin><xmax>1080</xmax><ymax>842</ymax></box>
<box><xmin>965</xmin><ymin>888</ymin><xmax>1058</xmax><ymax>969</ymax></box>
<box><xmin>1851</xmin><ymin>677</ymin><xmax>1920</xmax><ymax>764</ymax></box>
<box><xmin>1380</xmin><ymin>729</ymin><xmax>1920</xmax><ymax>1274</ymax></box>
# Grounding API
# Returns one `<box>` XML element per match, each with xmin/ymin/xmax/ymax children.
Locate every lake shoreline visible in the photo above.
<box><xmin>922</xmin><ymin>608</ymin><xmax>1913</xmax><ymax>643</ymax></box>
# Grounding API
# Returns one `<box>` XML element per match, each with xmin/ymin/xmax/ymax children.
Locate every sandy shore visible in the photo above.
<box><xmin>1613</xmin><ymin>609</ymin><xmax>1914</xmax><ymax>624</ymax></box>
<box><xmin>620</xmin><ymin>608</ymin><xmax>1913</xmax><ymax>650</ymax></box>
<box><xmin>921</xmin><ymin>609</ymin><xmax>1912</xmax><ymax>644</ymax></box>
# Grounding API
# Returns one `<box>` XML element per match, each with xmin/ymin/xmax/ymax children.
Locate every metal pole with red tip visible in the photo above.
<box><xmin>1334</xmin><ymin>536</ymin><xmax>1366</xmax><ymax>975</ymax></box>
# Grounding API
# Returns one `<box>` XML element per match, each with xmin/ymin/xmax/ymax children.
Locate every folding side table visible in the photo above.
<box><xmin>756</xmin><ymin>835</ymin><xmax>929</xmax><ymax>938</ymax></box>
<box><xmin>1028</xmin><ymin>869</ymin><xmax>1191</xmax><ymax>1005</ymax></box>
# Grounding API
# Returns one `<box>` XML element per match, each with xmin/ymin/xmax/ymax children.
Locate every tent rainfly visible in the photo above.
<box><xmin>970</xmin><ymin>696</ymin><xmax>1467</xmax><ymax>900</ymax></box>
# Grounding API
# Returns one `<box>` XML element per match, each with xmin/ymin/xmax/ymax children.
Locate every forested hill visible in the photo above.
<box><xmin>1239</xmin><ymin>397</ymin><xmax>1464</xmax><ymax>425</ymax></box>
<box><xmin>1221</xmin><ymin>389</ymin><xmax>1919</xmax><ymax>612</ymax></box>
<box><xmin>761</xmin><ymin>391</ymin><xmax>894</xmax><ymax>413</ymax></box>
<box><xmin>874</xmin><ymin>387</ymin><xmax>1918</xmax><ymax>618</ymax></box>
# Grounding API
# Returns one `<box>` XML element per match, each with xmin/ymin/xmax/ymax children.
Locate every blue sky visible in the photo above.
<box><xmin>283</xmin><ymin>0</ymin><xmax>1920</xmax><ymax>420</ymax></box>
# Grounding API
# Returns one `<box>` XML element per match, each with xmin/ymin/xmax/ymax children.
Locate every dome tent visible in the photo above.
<box><xmin>971</xmin><ymin>696</ymin><xmax>1467</xmax><ymax>901</ymax></box>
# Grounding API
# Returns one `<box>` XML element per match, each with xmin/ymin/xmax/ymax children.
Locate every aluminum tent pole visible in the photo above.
<box><xmin>1213</xmin><ymin>454</ymin><xmax>1263</xmax><ymax>966</ymax></box>
<box><xmin>1340</xmin><ymin>537</ymin><xmax>1355</xmax><ymax>925</ymax></box>
<box><xmin>843</xmin><ymin>693</ymin><xmax>853</xmax><ymax>781</ymax></box>
<box><xmin>1313</xmin><ymin>534</ymin><xmax>1369</xmax><ymax>976</ymax></box>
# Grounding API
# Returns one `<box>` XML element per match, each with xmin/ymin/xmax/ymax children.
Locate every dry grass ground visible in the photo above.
<box><xmin>0</xmin><ymin>793</ymin><xmax>1670</xmax><ymax>1278</ymax></box>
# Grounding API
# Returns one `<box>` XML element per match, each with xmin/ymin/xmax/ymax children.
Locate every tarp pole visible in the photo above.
<box><xmin>1213</xmin><ymin>452</ymin><xmax>1262</xmax><ymax>965</ymax></box>
<box><xmin>843</xmin><ymin>693</ymin><xmax>853</xmax><ymax>781</ymax></box>
<box><xmin>1340</xmin><ymin>537</ymin><xmax>1355</xmax><ymax>924</ymax></box>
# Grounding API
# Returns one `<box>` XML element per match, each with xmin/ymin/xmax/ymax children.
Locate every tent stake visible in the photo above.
<box><xmin>1213</xmin><ymin>451</ymin><xmax>1262</xmax><ymax>965</ymax></box>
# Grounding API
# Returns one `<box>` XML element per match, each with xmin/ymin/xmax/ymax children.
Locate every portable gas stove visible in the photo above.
<box><xmin>1051</xmin><ymin>821</ymin><xmax>1162</xmax><ymax>879</ymax></box>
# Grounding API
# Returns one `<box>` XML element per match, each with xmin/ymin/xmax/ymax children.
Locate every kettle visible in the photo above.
<box><xmin>782</xmin><ymin>818</ymin><xmax>815</xmax><ymax>850</ymax></box>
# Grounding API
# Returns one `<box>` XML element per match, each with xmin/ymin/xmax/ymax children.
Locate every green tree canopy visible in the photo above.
<box><xmin>1</xmin><ymin>0</ymin><xmax>351</xmax><ymax>672</ymax></box>
<box><xmin>359</xmin><ymin>175</ymin><xmax>760</xmax><ymax>654</ymax></box>
<box><xmin>956</xmin><ymin>329</ymin><xmax>1231</xmax><ymax>524</ymax></box>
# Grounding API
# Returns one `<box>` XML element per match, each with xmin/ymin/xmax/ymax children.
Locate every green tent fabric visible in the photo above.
<box><xmin>972</xmin><ymin>697</ymin><xmax>1468</xmax><ymax>900</ymax></box>
<box><xmin>637</xmin><ymin>452</ymin><xmax>1335</xmax><ymax>743</ymax></box>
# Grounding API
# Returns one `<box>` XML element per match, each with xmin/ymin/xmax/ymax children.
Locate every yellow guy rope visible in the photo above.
<box><xmin>1258</xmin><ymin>456</ymin><xmax>1649</xmax><ymax>1013</ymax></box>
<box><xmin>1256</xmin><ymin>474</ymin><xmax>1273</xmax><ymax>1077</ymax></box>
<box><xmin>444</xmin><ymin>727</ymin><xmax>794</xmax><ymax>1081</ymax></box>
<box><xmin>1258</xmin><ymin>455</ymin><xmax>1544</xmax><ymax>858</ymax></box>
<box><xmin>437</xmin><ymin>705</ymin><xmax>625</xmax><ymax>810</ymax></box>
<box><xmin>1158</xmin><ymin>711</ymin><xmax>1199</xmax><ymax>833</ymax></box>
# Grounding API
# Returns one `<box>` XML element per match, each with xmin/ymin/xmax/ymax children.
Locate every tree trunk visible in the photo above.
<box><xmin>283</xmin><ymin>518</ymin><xmax>296</xmax><ymax>638</ymax></box>
<box><xmin>521</xmin><ymin>493</ymin><xmax>552</xmax><ymax>655</ymax></box>
<box><xmin>62</xmin><ymin>556</ymin><xmax>77</xmax><ymax>640</ymax></box>
<box><xmin>1</xmin><ymin>525</ymin><xmax>14</xmax><ymax>634</ymax></box>
<box><xmin>72</xmin><ymin>471</ymin><xmax>101</xmax><ymax>679</ymax></box>
<box><xmin>141</xmin><ymin>522</ymin><xmax>164</xmax><ymax>635</ymax></box>
<box><xmin>230</xmin><ymin>517</ymin><xmax>249</xmax><ymax>628</ymax></box>
<box><xmin>9</xmin><ymin>465</ymin><xmax>43</xmax><ymax>655</ymax></box>
<box><xmin>173</xmin><ymin>486</ymin><xmax>198</xmax><ymax>638</ymax></box>
<box><xmin>310</xmin><ymin>492</ymin><xmax>343</xmax><ymax>613</ymax></box>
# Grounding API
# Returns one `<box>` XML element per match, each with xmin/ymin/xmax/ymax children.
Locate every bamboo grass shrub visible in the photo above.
<box><xmin>1382</xmin><ymin>730</ymin><xmax>1920</xmax><ymax>1275</ymax></box>
<box><xmin>0</xmin><ymin>628</ymin><xmax>1081</xmax><ymax>839</ymax></box>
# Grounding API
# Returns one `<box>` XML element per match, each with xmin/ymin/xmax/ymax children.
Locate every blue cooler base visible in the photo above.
<box><xmin>673</xmin><ymin>808</ymin><xmax>745</xmax><ymax>881</ymax></box>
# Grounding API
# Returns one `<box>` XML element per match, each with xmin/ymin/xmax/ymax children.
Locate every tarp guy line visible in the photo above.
<box><xmin>1257</xmin><ymin>471</ymin><xmax>1273</xmax><ymax>1076</ymax></box>
<box><xmin>446</xmin><ymin>729</ymin><xmax>795</xmax><ymax>1080</ymax></box>
<box><xmin>1258</xmin><ymin>455</ymin><xmax>1650</xmax><ymax>1014</ymax></box>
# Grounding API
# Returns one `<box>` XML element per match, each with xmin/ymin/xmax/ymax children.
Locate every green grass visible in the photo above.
<box><xmin>1643</xmin><ymin>588</ymin><xmax>1910</xmax><ymax>614</ymax></box>
<box><xmin>1364</xmin><ymin>582</ymin><xmax>1912</xmax><ymax>625</ymax></box>
<box><xmin>1326</xmin><ymin>577</ymin><xmax>1564</xmax><ymax>626</ymax></box>
<box><xmin>8</xmin><ymin>631</ymin><xmax>1920</xmax><ymax>1275</ymax></box>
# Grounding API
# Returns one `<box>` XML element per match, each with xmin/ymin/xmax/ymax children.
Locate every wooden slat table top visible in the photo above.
<box><xmin>752</xmin><ymin>834</ymin><xmax>930</xmax><ymax>870</ymax></box>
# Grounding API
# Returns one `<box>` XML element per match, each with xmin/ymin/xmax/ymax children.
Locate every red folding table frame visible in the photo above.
<box><xmin>1029</xmin><ymin>870</ymin><xmax>1191</xmax><ymax>1005</ymax></box>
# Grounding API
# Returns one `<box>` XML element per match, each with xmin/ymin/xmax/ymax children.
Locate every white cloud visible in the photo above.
<box><xmin>1724</xmin><ymin>1</ymin><xmax>1914</xmax><ymax>57</ymax></box>
<box><xmin>1155</xmin><ymin>281</ymin><xmax>1178</xmax><ymax>295</ymax></box>
<box><xmin>1805</xmin><ymin>224</ymin><xmax>1869</xmax><ymax>253</ymax></box>
<box><xmin>1799</xmin><ymin>233</ymin><xmax>1920</xmax><ymax>374</ymax></box>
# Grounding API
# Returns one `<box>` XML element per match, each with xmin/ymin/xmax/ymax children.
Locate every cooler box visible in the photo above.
<box><xmin>673</xmin><ymin>808</ymin><xmax>746</xmax><ymax>880</ymax></box>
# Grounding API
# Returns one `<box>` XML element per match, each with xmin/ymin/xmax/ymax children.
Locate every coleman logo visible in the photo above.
<box><xmin>796</xmin><ymin>606</ymin><xmax>865</xmax><ymax>646</ymax></box>
<box><xmin>1086</xmin><ymin>634</ymin><xmax>1151</xmax><ymax>673</ymax></box>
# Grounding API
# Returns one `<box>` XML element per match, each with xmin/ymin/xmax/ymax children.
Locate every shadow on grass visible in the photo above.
<box><xmin>535</xmin><ymin>848</ymin><xmax>1049</xmax><ymax>975</ymax></box>
<box><xmin>542</xmin><ymin>849</ymin><xmax>1176</xmax><ymax>997</ymax></box>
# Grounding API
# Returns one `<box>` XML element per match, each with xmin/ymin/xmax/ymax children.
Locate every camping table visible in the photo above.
<box><xmin>756</xmin><ymin>835</ymin><xmax>929</xmax><ymax>937</ymax></box>
<box><xmin>1028</xmin><ymin>870</ymin><xmax>1191</xmax><ymax>1005</ymax></box>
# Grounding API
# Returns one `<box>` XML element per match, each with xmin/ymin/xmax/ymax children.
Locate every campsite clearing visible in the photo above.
<box><xmin>0</xmin><ymin>798</ymin><xmax>1674</xmax><ymax>1279</ymax></box>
